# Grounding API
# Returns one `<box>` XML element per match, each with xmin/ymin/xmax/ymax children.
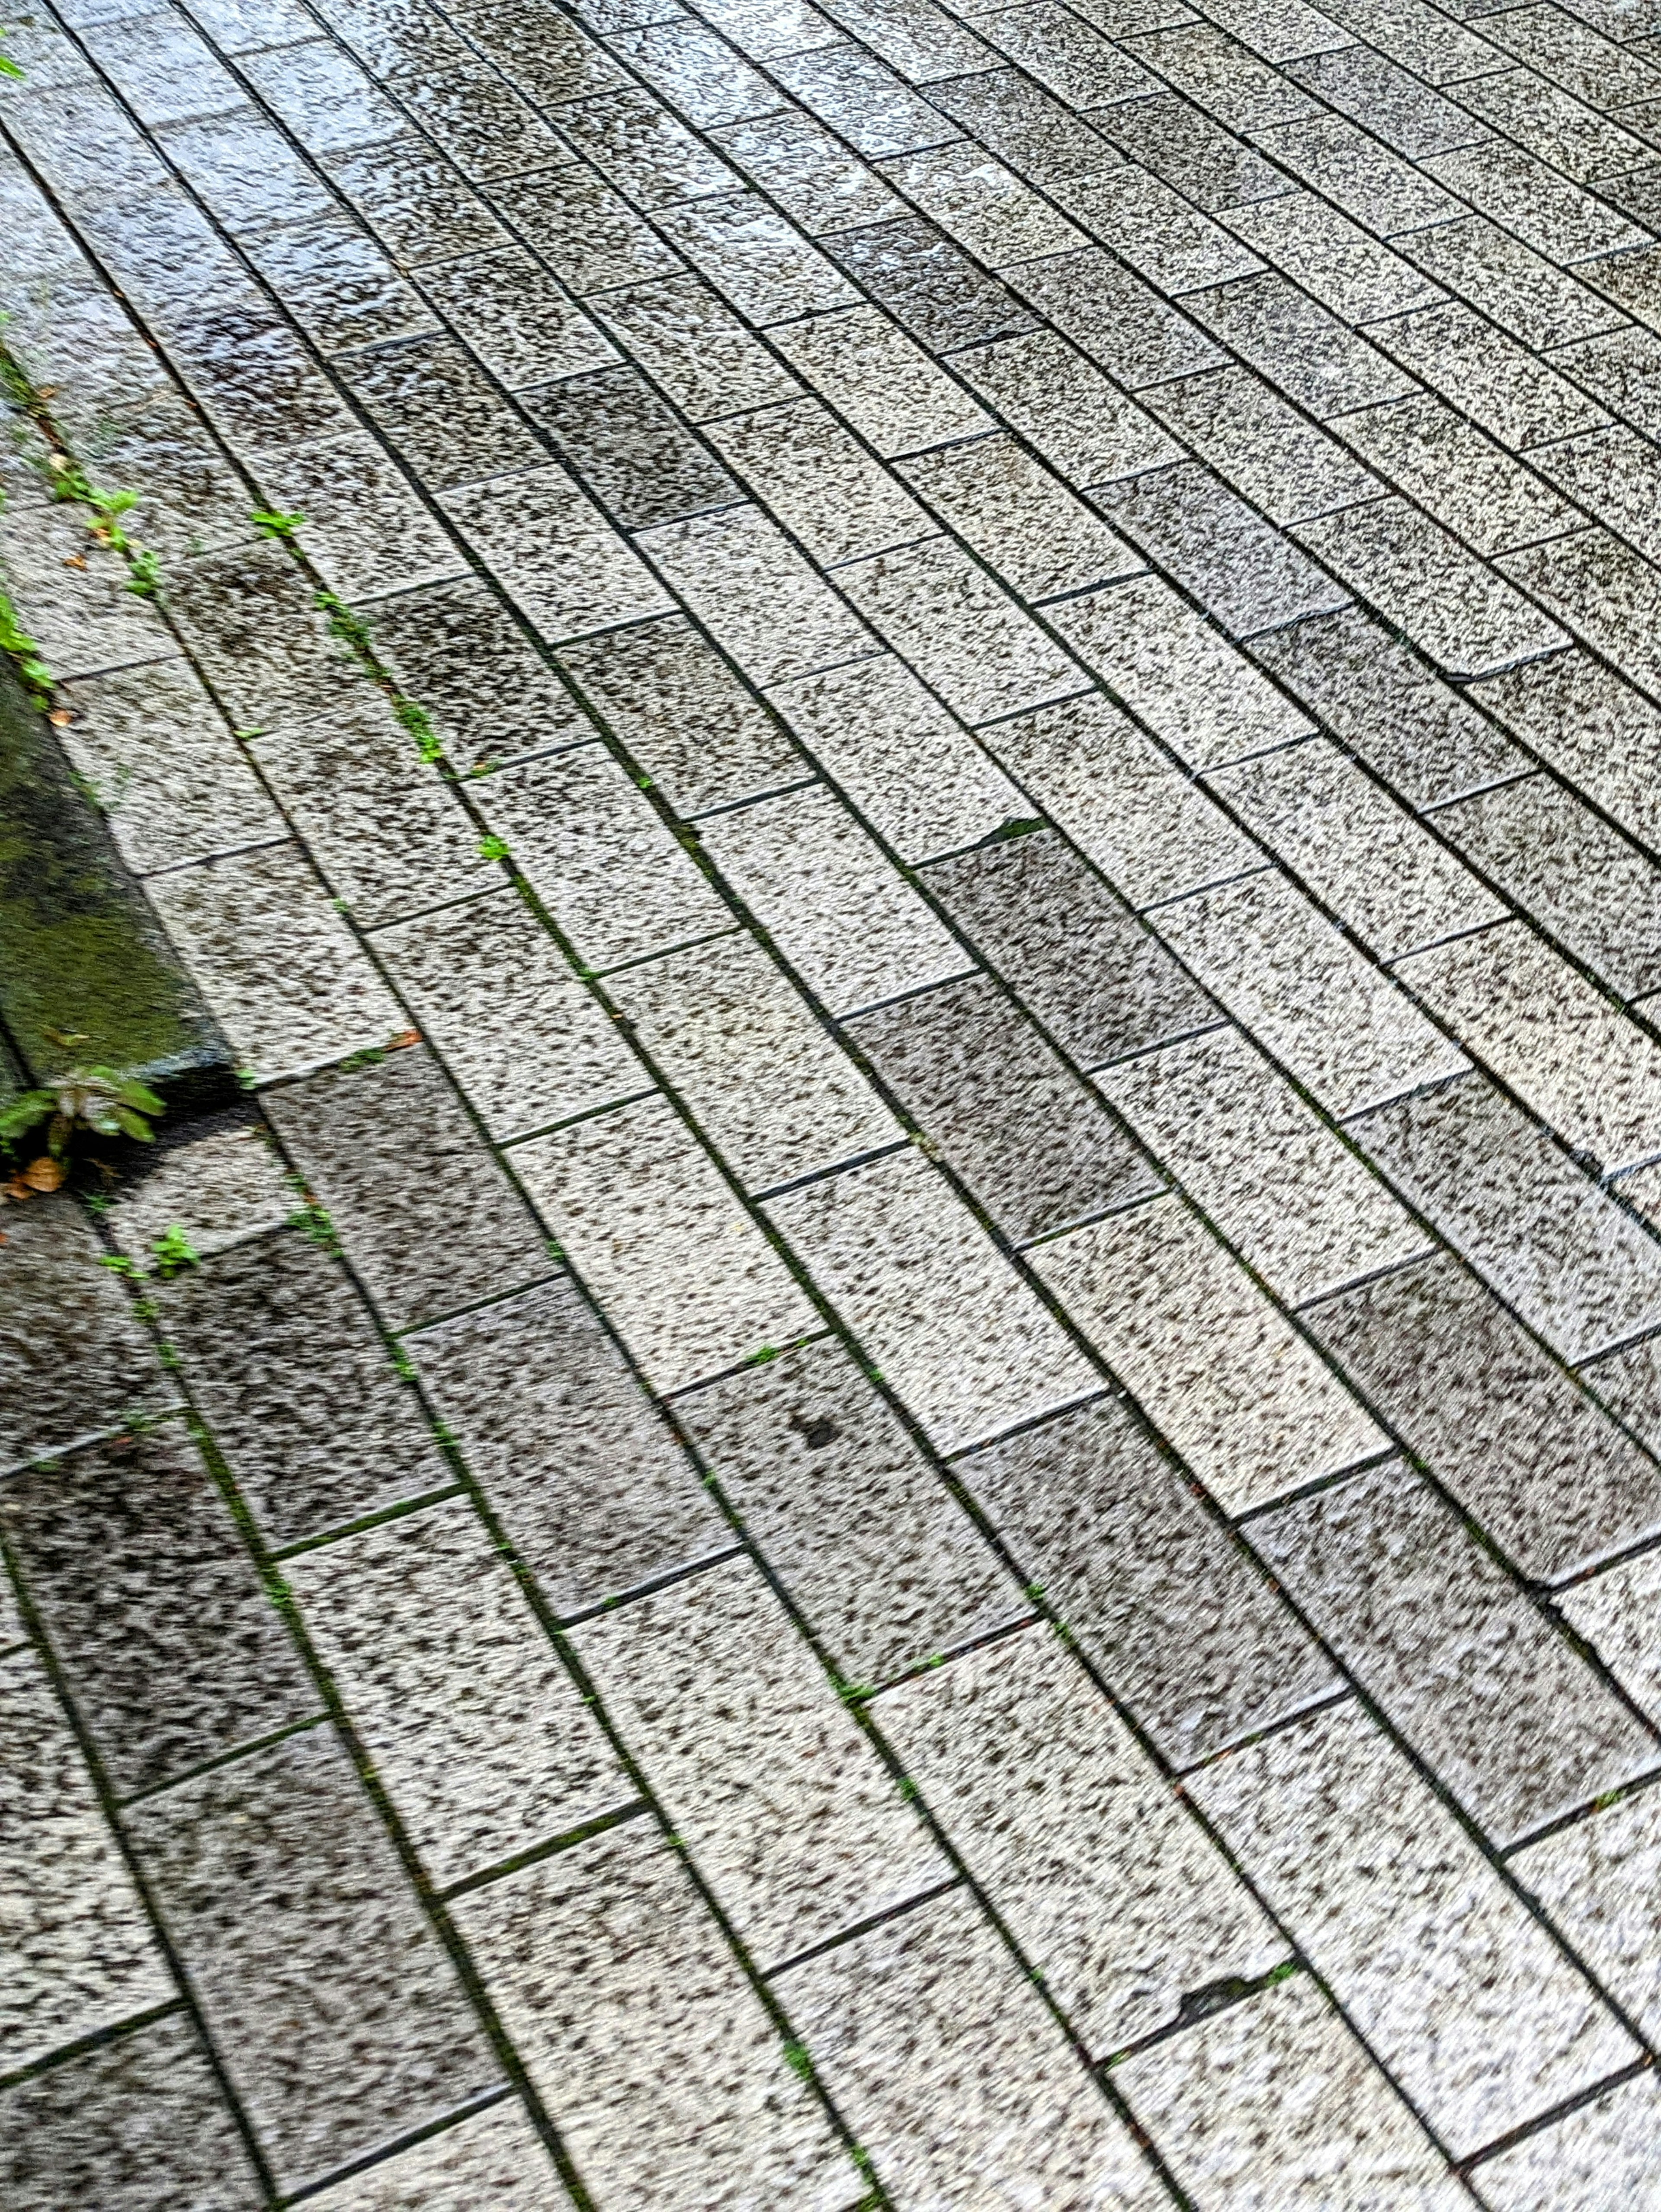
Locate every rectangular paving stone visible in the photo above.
<box><xmin>1143</xmin><ymin>364</ymin><xmax>1381</xmax><ymax>527</ymax></box>
<box><xmin>439</xmin><ymin>464</ymin><xmax>672</xmax><ymax>644</ymax></box>
<box><xmin>1096</xmin><ymin>460</ymin><xmax>1350</xmax><ymax>639</ymax></box>
<box><xmin>836</xmin><ymin>535</ymin><xmax>1088</xmax><ymax>726</ymax></box>
<box><xmin>1193</xmin><ymin>1699</ymin><xmax>1637</xmax><ymax>2156</ymax></box>
<box><xmin>263</xmin><ymin>1043</ymin><xmax>551</xmax><ymax>1331</ymax></box>
<box><xmin>712</xmin><ymin>109</ymin><xmax>907</xmax><ymax>234</ymax></box>
<box><xmin>707</xmin><ymin>399</ymin><xmax>932</xmax><ymax>570</ymax></box>
<box><xmin>558</xmin><ymin>614</ymin><xmax>803</xmax><ymax>816</ymax></box>
<box><xmin>1480</xmin><ymin>1</ymin><xmax>1661</xmax><ymax>109</ymax></box>
<box><xmin>1549</xmin><ymin>323</ymin><xmax>1661</xmax><ymax>439</ymax></box>
<box><xmin>0</xmin><ymin>2011</ymin><xmax>263</xmax><ymax>2212</ymax></box>
<box><xmin>244</xmin><ymin>702</ymin><xmax>489</xmax><ymax>930</ymax></box>
<box><xmin>1555</xmin><ymin>1545</ymin><xmax>1661</xmax><ymax>1725</ymax></box>
<box><xmin>767</xmin><ymin>301</ymin><xmax>993</xmax><ymax>457</ymax></box>
<box><xmin>1260</xmin><ymin>111</ymin><xmax>1463</xmax><ymax>235</ymax></box>
<box><xmin>148</xmin><ymin>841</ymin><xmax>408</xmax><ymax>1085</ymax></box>
<box><xmin>1206</xmin><ymin>738</ymin><xmax>1506</xmax><ymax>962</ymax></box>
<box><xmin>1223</xmin><ymin>191</ymin><xmax>1443</xmax><ymax>323</ymax></box>
<box><xmin>1294</xmin><ymin>497</ymin><xmax>1569</xmax><ymax>680</ymax></box>
<box><xmin>880</xmin><ymin>141</ymin><xmax>1085</xmax><ymax>267</ymax></box>
<box><xmin>1307</xmin><ymin>1251</ymin><xmax>1661</xmax><ymax>1581</ymax></box>
<box><xmin>674</xmin><ymin>1336</ymin><xmax>1022</xmax><ymax>1686</ymax></box>
<box><xmin>0</xmin><ymin>1196</ymin><xmax>175</xmax><ymax>1477</ymax></box>
<box><xmin>55</xmin><ymin>655</ymin><xmax>283</xmax><ymax>878</ymax></box>
<box><xmin>592</xmin><ymin>273</ymin><xmax>804</xmax><ymax>419</ymax></box>
<box><xmin>571</xmin><ymin>1555</ymin><xmax>946</xmax><ymax>1963</ymax></box>
<box><xmin>1257</xmin><ymin>1455</ymin><xmax>1657</xmax><ymax>1839</ymax></box>
<box><xmin>927</xmin><ymin>67</ymin><xmax>1122</xmax><ymax>184</ymax></box>
<box><xmin>286</xmin><ymin>1498</ymin><xmax>626</xmax><ymax>1889</ymax></box>
<box><xmin>3</xmin><ymin>1642</ymin><xmax>172</xmax><ymax>2077</ymax></box>
<box><xmin>1251</xmin><ymin>606</ymin><xmax>1525</xmax><ymax>811</ymax></box>
<box><xmin>1350</xmin><ymin>1071</ymin><xmax>1661</xmax><ymax>1362</ymax></box>
<box><xmin>1451</xmin><ymin>769</ymin><xmax>1661</xmax><ymax>995</ymax></box>
<box><xmin>977</xmin><ymin>0</ymin><xmax>1149</xmax><ymax>103</ymax></box>
<box><xmin>335</xmin><ymin>332</ymin><xmax>549</xmax><ymax>493</ymax></box>
<box><xmin>1049</xmin><ymin>572</ymin><xmax>1315</xmax><ymax>773</ymax></box>
<box><xmin>896</xmin><ymin>433</ymin><xmax>1143</xmax><ymax>603</ymax></box>
<box><xmin>606</xmin><ymin>930</ymin><xmax>899</xmax><ymax>1192</ymax></box>
<box><xmin>822</xmin><ymin>214</ymin><xmax>1037</xmax><ymax>350</ymax></box>
<box><xmin>491</xmin><ymin>164</ymin><xmax>682</xmax><ymax>295</ymax></box>
<box><xmin>1052</xmin><ymin>165</ymin><xmax>1265</xmax><ymax>295</ymax></box>
<box><xmin>1289</xmin><ymin>42</ymin><xmax>1491</xmax><ymax>156</ymax></box>
<box><xmin>1101</xmin><ymin>1025</ymin><xmax>1429</xmax><ymax>1308</ymax></box>
<box><xmin>768</xmin><ymin>652</ymin><xmax>1024</xmax><ymax>862</ymax></box>
<box><xmin>772</xmin><ymin>42</ymin><xmax>959</xmax><ymax>158</ymax></box>
<box><xmin>514</xmin><ymin>1093</ymin><xmax>819</xmax><ymax>1389</ymax></box>
<box><xmin>776</xmin><ymin>1887</ymin><xmax>1164</xmax><ymax>2208</ymax></box>
<box><xmin>410</xmin><ymin>1275</ymin><xmax>730</xmax><ymax>1616</ymax></box>
<box><xmin>452</xmin><ymin>1820</ymin><xmax>855</xmax><ymax>2210</ymax></box>
<box><xmin>1532</xmin><ymin>423</ymin><xmax>1661</xmax><ymax>568</ymax></box>
<box><xmin>162</xmin><ymin>541</ymin><xmax>363</xmax><ymax>729</ymax></box>
<box><xmin>313</xmin><ymin>2097</ymin><xmax>558</xmax><ymax>2209</ymax></box>
<box><xmin>657</xmin><ymin>192</ymin><xmax>862</xmax><ymax>321</ymax></box>
<box><xmin>1334</xmin><ymin>391</ymin><xmax>1580</xmax><ymax>558</ymax></box>
<box><xmin>1429</xmin><ymin>137</ymin><xmax>1644</xmax><ymax>261</ymax></box>
<box><xmin>1126</xmin><ymin>21</ymin><xmax>1321</xmax><ymax>131</ymax></box>
<box><xmin>1374</xmin><ymin>297</ymin><xmax>1611</xmax><ymax>448</ymax></box>
<box><xmin>1474</xmin><ymin>2071</ymin><xmax>1661</xmax><ymax>2212</ymax></box>
<box><xmin>638</xmin><ymin>503</ymin><xmax>874</xmax><ymax>689</ymax></box>
<box><xmin>1186</xmin><ymin>270</ymin><xmax>1412</xmax><ymax>416</ymax></box>
<box><xmin>1398</xmin><ymin>215</ymin><xmax>1623</xmax><ymax>351</ymax></box>
<box><xmin>372</xmin><ymin>889</ymin><xmax>646</xmax><ymax>1141</ymax></box>
<box><xmin>1471</xmin><ymin>648</ymin><xmax>1661</xmax><ymax>853</ymax></box>
<box><xmin>874</xmin><ymin>1624</ymin><xmax>1284</xmax><ymax>2054</ymax></box>
<box><xmin>698</xmin><ymin>784</ymin><xmax>971</xmax><ymax>1015</ymax></box>
<box><xmin>767</xmin><ymin>1145</ymin><xmax>1099</xmax><ymax>1451</ymax></box>
<box><xmin>521</xmin><ymin>364</ymin><xmax>740</xmax><ymax>529</ymax></box>
<box><xmin>1501</xmin><ymin>526</ymin><xmax>1661</xmax><ymax>697</ymax></box>
<box><xmin>1398</xmin><ymin>921</ymin><xmax>1661</xmax><ymax>1174</ymax></box>
<box><xmin>1116</xmin><ymin>1970</ymin><xmax>1467</xmax><ymax>2209</ymax></box>
<box><xmin>365</xmin><ymin>576</ymin><xmax>593</xmax><ymax>778</ymax></box>
<box><xmin>414</xmin><ymin>245</ymin><xmax>616</xmax><ymax>387</ymax></box>
<box><xmin>556</xmin><ymin>83</ymin><xmax>735</xmax><ymax>208</ymax></box>
<box><xmin>1005</xmin><ymin>246</ymin><xmax>1224</xmax><ymax>389</ymax></box>
<box><xmin>952</xmin><ymin>327</ymin><xmax>1180</xmax><ymax>486</ymax></box>
<box><xmin>0</xmin><ymin>1425</ymin><xmax>313</xmax><ymax>1800</ymax></box>
<box><xmin>1154</xmin><ymin>872</ymin><xmax>1469</xmax><ymax>1120</ymax></box>
<box><xmin>846</xmin><ymin>970</ymin><xmax>1160</xmax><ymax>1241</ymax></box>
<box><xmin>125</xmin><ymin>1727</ymin><xmax>497</xmax><ymax>2193</ymax></box>
<box><xmin>921</xmin><ymin>826</ymin><xmax>1216</xmax><ymax>1070</ymax></box>
<box><xmin>1514</xmin><ymin>1786</ymin><xmax>1661</xmax><ymax>2051</ymax></box>
<box><xmin>1094</xmin><ymin>89</ymin><xmax>1289</xmax><ymax>212</ymax></box>
<box><xmin>475</xmin><ymin>741</ymin><xmax>731</xmax><ymax>970</ymax></box>
<box><xmin>156</xmin><ymin>1228</ymin><xmax>453</xmax><ymax>1548</ymax></box>
<box><xmin>1033</xmin><ymin>1194</ymin><xmax>1387</xmax><ymax>1514</ymax></box>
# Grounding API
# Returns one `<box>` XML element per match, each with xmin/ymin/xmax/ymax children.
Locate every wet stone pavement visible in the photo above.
<box><xmin>12</xmin><ymin>0</ymin><xmax>1661</xmax><ymax>2202</ymax></box>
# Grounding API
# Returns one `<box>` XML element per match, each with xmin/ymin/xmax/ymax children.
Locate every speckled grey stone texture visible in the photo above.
<box><xmin>1350</xmin><ymin>1072</ymin><xmax>1661</xmax><ymax>1362</ymax></box>
<box><xmin>262</xmin><ymin>1043</ymin><xmax>549</xmax><ymax>1329</ymax></box>
<box><xmin>452</xmin><ymin>1819</ymin><xmax>855</xmax><ymax>2210</ymax></box>
<box><xmin>570</xmin><ymin>1556</ymin><xmax>945</xmax><ymax>1966</ymax></box>
<box><xmin>155</xmin><ymin>1227</ymin><xmax>452</xmax><ymax>1546</ymax></box>
<box><xmin>959</xmin><ymin>1396</ymin><xmax>1338</xmax><ymax>1766</ymax></box>
<box><xmin>767</xmin><ymin>1146</ymin><xmax>1098</xmax><ymax>1453</ymax></box>
<box><xmin>1305</xmin><ymin>1252</ymin><xmax>1661</xmax><ymax>1583</ymax></box>
<box><xmin>314</xmin><ymin>2098</ymin><xmax>562</xmax><ymax>2208</ymax></box>
<box><xmin>286</xmin><ymin>1499</ymin><xmax>625</xmax><ymax>1888</ymax></box>
<box><xmin>108</xmin><ymin>1121</ymin><xmax>292</xmax><ymax>1263</ymax></box>
<box><xmin>125</xmin><ymin>1726</ymin><xmax>497</xmax><ymax>2191</ymax></box>
<box><xmin>846</xmin><ymin>971</ymin><xmax>1159</xmax><ymax>1243</ymax></box>
<box><xmin>1472</xmin><ymin>2069</ymin><xmax>1661</xmax><ymax>2211</ymax></box>
<box><xmin>1033</xmin><ymin>1195</ymin><xmax>1387</xmax><ymax>1515</ymax></box>
<box><xmin>0</xmin><ymin>2012</ymin><xmax>263</xmax><ymax>2212</ymax></box>
<box><xmin>1193</xmin><ymin>1700</ymin><xmax>1636</xmax><ymax>2155</ymax></box>
<box><xmin>777</xmin><ymin>1886</ymin><xmax>1165</xmax><ymax>2208</ymax></box>
<box><xmin>2</xmin><ymin>1643</ymin><xmax>172</xmax><ymax>2076</ymax></box>
<box><xmin>0</xmin><ymin>1424</ymin><xmax>313</xmax><ymax>1798</ymax></box>
<box><xmin>874</xmin><ymin>1625</ymin><xmax>1284</xmax><ymax>2055</ymax></box>
<box><xmin>0</xmin><ymin>1196</ymin><xmax>175</xmax><ymax>1476</ymax></box>
<box><xmin>674</xmin><ymin>1336</ymin><xmax>1023</xmax><ymax>1686</ymax></box>
<box><xmin>1254</xmin><ymin>1459</ymin><xmax>1655</xmax><ymax>1843</ymax></box>
<box><xmin>1115</xmin><ymin>1971</ymin><xmax>1468</xmax><ymax>2209</ymax></box>
<box><xmin>1513</xmin><ymin>1786</ymin><xmax>1661</xmax><ymax>2046</ymax></box>
<box><xmin>409</xmin><ymin>1276</ymin><xmax>730</xmax><ymax>1616</ymax></box>
<box><xmin>607</xmin><ymin>932</ymin><xmax>898</xmax><ymax>1194</ymax></box>
<box><xmin>920</xmin><ymin>828</ymin><xmax>1214</xmax><ymax>1070</ymax></box>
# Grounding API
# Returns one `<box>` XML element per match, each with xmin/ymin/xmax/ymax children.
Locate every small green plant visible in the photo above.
<box><xmin>125</xmin><ymin>546</ymin><xmax>161</xmax><ymax>597</ymax></box>
<box><xmin>478</xmin><ymin>833</ymin><xmax>510</xmax><ymax>862</ymax></box>
<box><xmin>0</xmin><ymin>589</ymin><xmax>52</xmax><ymax>707</ymax></box>
<box><xmin>782</xmin><ymin>2041</ymin><xmax>812</xmax><ymax>2080</ymax></box>
<box><xmin>0</xmin><ymin>30</ymin><xmax>25</xmax><ymax>78</ymax></box>
<box><xmin>287</xmin><ymin>1198</ymin><xmax>339</xmax><ymax>1250</ymax></box>
<box><xmin>0</xmin><ymin>1067</ymin><xmax>164</xmax><ymax>1158</ymax></box>
<box><xmin>250</xmin><ymin>507</ymin><xmax>305</xmax><ymax>539</ymax></box>
<box><xmin>151</xmin><ymin>1223</ymin><xmax>201</xmax><ymax>1279</ymax></box>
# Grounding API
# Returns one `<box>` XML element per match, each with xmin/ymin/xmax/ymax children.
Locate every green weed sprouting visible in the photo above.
<box><xmin>0</xmin><ymin>589</ymin><xmax>52</xmax><ymax>707</ymax></box>
<box><xmin>477</xmin><ymin>833</ymin><xmax>510</xmax><ymax>862</ymax></box>
<box><xmin>151</xmin><ymin>1223</ymin><xmax>201</xmax><ymax>1279</ymax></box>
<box><xmin>250</xmin><ymin>507</ymin><xmax>306</xmax><ymax>539</ymax></box>
<box><xmin>0</xmin><ymin>1067</ymin><xmax>164</xmax><ymax>1157</ymax></box>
